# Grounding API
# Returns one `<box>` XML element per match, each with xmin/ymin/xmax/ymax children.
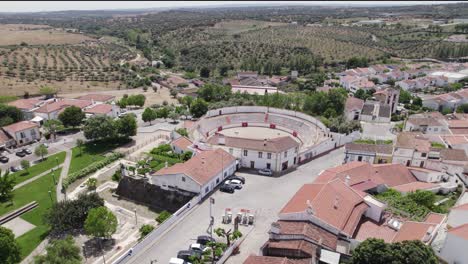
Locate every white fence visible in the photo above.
<box><xmin>299</xmin><ymin>131</ymin><xmax>360</xmax><ymax>163</ymax></box>
<box><xmin>112</xmin><ymin>194</ymin><xmax>201</xmax><ymax>264</ymax></box>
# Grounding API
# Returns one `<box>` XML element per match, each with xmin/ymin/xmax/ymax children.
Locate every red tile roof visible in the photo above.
<box><xmin>274</xmin><ymin>221</ymin><xmax>338</xmax><ymax>250</ymax></box>
<box><xmin>263</xmin><ymin>240</ymin><xmax>317</xmax><ymax>258</ymax></box>
<box><xmin>0</xmin><ymin>130</ymin><xmax>11</xmax><ymax>144</ymax></box>
<box><xmin>84</xmin><ymin>104</ymin><xmax>113</xmax><ymax>114</ymax></box>
<box><xmin>392</xmin><ymin>182</ymin><xmax>439</xmax><ymax>193</ymax></box>
<box><xmin>3</xmin><ymin>121</ymin><xmax>38</xmax><ymax>134</ymax></box>
<box><xmin>208</xmin><ymin>134</ymin><xmax>299</xmax><ymax>153</ymax></box>
<box><xmin>171</xmin><ymin>137</ymin><xmax>193</xmax><ymax>151</ymax></box>
<box><xmin>424</xmin><ymin>212</ymin><xmax>446</xmax><ymax>225</ymax></box>
<box><xmin>76</xmin><ymin>94</ymin><xmax>115</xmax><ymax>102</ymax></box>
<box><xmin>35</xmin><ymin>99</ymin><xmax>93</xmax><ymax>113</ymax></box>
<box><xmin>154</xmin><ymin>149</ymin><xmax>235</xmax><ymax>186</ymax></box>
<box><xmin>392</xmin><ymin>221</ymin><xmax>436</xmax><ymax>243</ymax></box>
<box><xmin>345</xmin><ymin>97</ymin><xmax>364</xmax><ymax>112</ymax></box>
<box><xmin>244</xmin><ymin>255</ymin><xmax>295</xmax><ymax>264</ymax></box>
<box><xmin>448</xmin><ymin>223</ymin><xmax>468</xmax><ymax>240</ymax></box>
<box><xmin>395</xmin><ymin>132</ymin><xmax>431</xmax><ymax>152</ymax></box>
<box><xmin>8</xmin><ymin>98</ymin><xmax>41</xmax><ymax>110</ymax></box>
<box><xmin>451</xmin><ymin>203</ymin><xmax>468</xmax><ymax>211</ymax></box>
<box><xmin>280</xmin><ymin>179</ymin><xmax>368</xmax><ymax>236</ymax></box>
<box><xmin>353</xmin><ymin>216</ymin><xmax>398</xmax><ymax>243</ymax></box>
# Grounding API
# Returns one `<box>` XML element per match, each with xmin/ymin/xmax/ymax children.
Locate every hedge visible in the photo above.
<box><xmin>63</xmin><ymin>152</ymin><xmax>124</xmax><ymax>188</ymax></box>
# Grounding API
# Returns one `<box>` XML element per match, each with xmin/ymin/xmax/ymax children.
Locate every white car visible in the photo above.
<box><xmin>258</xmin><ymin>168</ymin><xmax>273</xmax><ymax>176</ymax></box>
<box><xmin>169</xmin><ymin>257</ymin><xmax>187</xmax><ymax>264</ymax></box>
<box><xmin>189</xmin><ymin>243</ymin><xmax>210</xmax><ymax>253</ymax></box>
<box><xmin>225</xmin><ymin>179</ymin><xmax>243</xmax><ymax>189</ymax></box>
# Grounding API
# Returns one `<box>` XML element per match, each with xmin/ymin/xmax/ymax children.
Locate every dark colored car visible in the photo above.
<box><xmin>0</xmin><ymin>156</ymin><xmax>9</xmax><ymax>163</ymax></box>
<box><xmin>231</xmin><ymin>175</ymin><xmax>245</xmax><ymax>184</ymax></box>
<box><xmin>219</xmin><ymin>184</ymin><xmax>235</xmax><ymax>194</ymax></box>
<box><xmin>177</xmin><ymin>250</ymin><xmax>200</xmax><ymax>262</ymax></box>
<box><xmin>196</xmin><ymin>235</ymin><xmax>215</xmax><ymax>246</ymax></box>
<box><xmin>10</xmin><ymin>166</ymin><xmax>22</xmax><ymax>172</ymax></box>
<box><xmin>15</xmin><ymin>150</ymin><xmax>26</xmax><ymax>157</ymax></box>
<box><xmin>22</xmin><ymin>148</ymin><xmax>32</xmax><ymax>155</ymax></box>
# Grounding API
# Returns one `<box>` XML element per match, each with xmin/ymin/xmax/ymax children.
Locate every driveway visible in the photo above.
<box><xmin>123</xmin><ymin>148</ymin><xmax>345</xmax><ymax>264</ymax></box>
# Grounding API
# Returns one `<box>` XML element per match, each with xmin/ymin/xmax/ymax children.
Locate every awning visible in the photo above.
<box><xmin>31</xmin><ymin>116</ymin><xmax>44</xmax><ymax>122</ymax></box>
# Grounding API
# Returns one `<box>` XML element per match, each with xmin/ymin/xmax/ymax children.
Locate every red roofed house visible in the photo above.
<box><xmin>171</xmin><ymin>136</ymin><xmax>193</xmax><ymax>154</ymax></box>
<box><xmin>34</xmin><ymin>99</ymin><xmax>93</xmax><ymax>120</ymax></box>
<box><xmin>2</xmin><ymin>121</ymin><xmax>40</xmax><ymax>146</ymax></box>
<box><xmin>151</xmin><ymin>149</ymin><xmax>236</xmax><ymax>198</ymax></box>
<box><xmin>344</xmin><ymin>97</ymin><xmax>364</xmax><ymax>121</ymax></box>
<box><xmin>440</xmin><ymin>224</ymin><xmax>468</xmax><ymax>264</ymax></box>
<box><xmin>8</xmin><ymin>98</ymin><xmax>46</xmax><ymax>120</ymax></box>
<box><xmin>84</xmin><ymin>103</ymin><xmax>120</xmax><ymax>118</ymax></box>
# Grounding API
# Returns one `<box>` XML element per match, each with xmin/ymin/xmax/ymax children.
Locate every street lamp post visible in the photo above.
<box><xmin>48</xmin><ymin>190</ymin><xmax>53</xmax><ymax>204</ymax></box>
<box><xmin>52</xmin><ymin>172</ymin><xmax>56</xmax><ymax>185</ymax></box>
<box><xmin>134</xmin><ymin>208</ymin><xmax>138</xmax><ymax>226</ymax></box>
<box><xmin>55</xmin><ymin>156</ymin><xmax>59</xmax><ymax>169</ymax></box>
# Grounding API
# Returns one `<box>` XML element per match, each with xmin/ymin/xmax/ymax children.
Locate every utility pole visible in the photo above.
<box><xmin>209</xmin><ymin>197</ymin><xmax>215</xmax><ymax>239</ymax></box>
<box><xmin>134</xmin><ymin>208</ymin><xmax>138</xmax><ymax>226</ymax></box>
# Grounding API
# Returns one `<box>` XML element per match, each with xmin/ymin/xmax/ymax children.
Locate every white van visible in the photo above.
<box><xmin>169</xmin><ymin>257</ymin><xmax>186</xmax><ymax>264</ymax></box>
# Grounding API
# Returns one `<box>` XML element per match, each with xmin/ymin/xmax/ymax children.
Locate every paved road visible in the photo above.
<box><xmin>57</xmin><ymin>149</ymin><xmax>72</xmax><ymax>201</ymax></box>
<box><xmin>125</xmin><ymin>148</ymin><xmax>345</xmax><ymax>264</ymax></box>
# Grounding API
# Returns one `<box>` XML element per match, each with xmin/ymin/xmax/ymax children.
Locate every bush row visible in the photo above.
<box><xmin>63</xmin><ymin>152</ymin><xmax>124</xmax><ymax>188</ymax></box>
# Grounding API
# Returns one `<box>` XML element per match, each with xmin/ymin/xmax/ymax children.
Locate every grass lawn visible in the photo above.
<box><xmin>0</xmin><ymin>169</ymin><xmax>61</xmax><ymax>259</ymax></box>
<box><xmin>68</xmin><ymin>139</ymin><xmax>128</xmax><ymax>175</ymax></box>
<box><xmin>11</xmin><ymin>152</ymin><xmax>66</xmax><ymax>185</ymax></box>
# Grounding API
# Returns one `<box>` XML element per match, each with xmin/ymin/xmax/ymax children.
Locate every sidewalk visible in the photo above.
<box><xmin>56</xmin><ymin>149</ymin><xmax>72</xmax><ymax>201</ymax></box>
<box><xmin>13</xmin><ymin>166</ymin><xmax>62</xmax><ymax>191</ymax></box>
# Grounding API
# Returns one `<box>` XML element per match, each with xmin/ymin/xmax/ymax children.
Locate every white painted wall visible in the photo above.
<box><xmin>447</xmin><ymin>210</ymin><xmax>468</xmax><ymax>228</ymax></box>
<box><xmin>439</xmin><ymin>232</ymin><xmax>468</xmax><ymax>264</ymax></box>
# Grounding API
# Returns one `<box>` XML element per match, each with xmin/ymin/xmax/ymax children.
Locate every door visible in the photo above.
<box><xmin>420</xmin><ymin>161</ymin><xmax>424</xmax><ymax>168</ymax></box>
<box><xmin>250</xmin><ymin>161</ymin><xmax>255</xmax><ymax>169</ymax></box>
<box><xmin>282</xmin><ymin>161</ymin><xmax>288</xmax><ymax>171</ymax></box>
<box><xmin>266</xmin><ymin>163</ymin><xmax>271</xmax><ymax>169</ymax></box>
<box><xmin>358</xmin><ymin>156</ymin><xmax>363</xmax><ymax>162</ymax></box>
<box><xmin>406</xmin><ymin>160</ymin><xmax>411</xmax><ymax>166</ymax></box>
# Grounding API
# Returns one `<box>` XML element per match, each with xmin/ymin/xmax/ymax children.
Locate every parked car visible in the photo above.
<box><xmin>225</xmin><ymin>179</ymin><xmax>243</xmax><ymax>189</ymax></box>
<box><xmin>0</xmin><ymin>156</ymin><xmax>9</xmax><ymax>163</ymax></box>
<box><xmin>10</xmin><ymin>166</ymin><xmax>22</xmax><ymax>172</ymax></box>
<box><xmin>220</xmin><ymin>184</ymin><xmax>235</xmax><ymax>193</ymax></box>
<box><xmin>231</xmin><ymin>175</ymin><xmax>245</xmax><ymax>184</ymax></box>
<box><xmin>15</xmin><ymin>150</ymin><xmax>26</xmax><ymax>157</ymax></box>
<box><xmin>258</xmin><ymin>168</ymin><xmax>273</xmax><ymax>176</ymax></box>
<box><xmin>22</xmin><ymin>148</ymin><xmax>32</xmax><ymax>155</ymax></box>
<box><xmin>196</xmin><ymin>235</ymin><xmax>215</xmax><ymax>246</ymax></box>
<box><xmin>177</xmin><ymin>250</ymin><xmax>200</xmax><ymax>262</ymax></box>
<box><xmin>43</xmin><ymin>143</ymin><xmax>49</xmax><ymax>148</ymax></box>
<box><xmin>189</xmin><ymin>243</ymin><xmax>210</xmax><ymax>254</ymax></box>
<box><xmin>169</xmin><ymin>257</ymin><xmax>187</xmax><ymax>264</ymax></box>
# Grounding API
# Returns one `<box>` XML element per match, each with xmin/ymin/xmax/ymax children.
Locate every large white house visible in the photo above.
<box><xmin>151</xmin><ymin>149</ymin><xmax>236</xmax><ymax>198</ymax></box>
<box><xmin>207</xmin><ymin>134</ymin><xmax>300</xmax><ymax>173</ymax></box>
<box><xmin>439</xmin><ymin>224</ymin><xmax>468</xmax><ymax>264</ymax></box>
<box><xmin>2</xmin><ymin>121</ymin><xmax>41</xmax><ymax>147</ymax></box>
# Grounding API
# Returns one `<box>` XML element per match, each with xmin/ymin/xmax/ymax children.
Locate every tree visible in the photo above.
<box><xmin>35</xmin><ymin>144</ymin><xmax>48</xmax><ymax>161</ymax></box>
<box><xmin>0</xmin><ymin>226</ymin><xmax>21</xmax><ymax>264</ymax></box>
<box><xmin>83</xmin><ymin>115</ymin><xmax>116</xmax><ymax>140</ymax></box>
<box><xmin>76</xmin><ymin>139</ymin><xmax>84</xmax><ymax>156</ymax></box>
<box><xmin>200</xmin><ymin>67</ymin><xmax>210</xmax><ymax>78</ymax></box>
<box><xmin>219</xmin><ymin>64</ymin><xmax>230</xmax><ymax>77</ymax></box>
<box><xmin>351</xmin><ymin>238</ymin><xmax>393</xmax><ymax>264</ymax></box>
<box><xmin>58</xmin><ymin>106</ymin><xmax>85</xmax><ymax>128</ymax></box>
<box><xmin>45</xmin><ymin>193</ymin><xmax>104</xmax><ymax>235</ymax></box>
<box><xmin>39</xmin><ymin>85</ymin><xmax>57</xmax><ymax>99</ymax></box>
<box><xmin>20</xmin><ymin>160</ymin><xmax>30</xmax><ymax>173</ymax></box>
<box><xmin>43</xmin><ymin>120</ymin><xmax>64</xmax><ymax>140</ymax></box>
<box><xmin>407</xmin><ymin>190</ymin><xmax>436</xmax><ymax>209</ymax></box>
<box><xmin>86</xmin><ymin>178</ymin><xmax>97</xmax><ymax>191</ymax></box>
<box><xmin>354</xmin><ymin>89</ymin><xmax>368</xmax><ymax>100</ymax></box>
<box><xmin>176</xmin><ymin>128</ymin><xmax>188</xmax><ymax>137</ymax></box>
<box><xmin>456</xmin><ymin>103</ymin><xmax>468</xmax><ymax>113</ymax></box>
<box><xmin>84</xmin><ymin>206</ymin><xmax>117</xmax><ymax>239</ymax></box>
<box><xmin>156</xmin><ymin>107</ymin><xmax>169</xmax><ymax>120</ymax></box>
<box><xmin>168</xmin><ymin>111</ymin><xmax>179</xmax><ymax>123</ymax></box>
<box><xmin>190</xmin><ymin>98</ymin><xmax>208</xmax><ymax>118</ymax></box>
<box><xmin>214</xmin><ymin>227</ymin><xmax>242</xmax><ymax>247</ymax></box>
<box><xmin>116</xmin><ymin>114</ymin><xmax>137</xmax><ymax>138</ymax></box>
<box><xmin>142</xmin><ymin>107</ymin><xmax>157</xmax><ymax>125</ymax></box>
<box><xmin>0</xmin><ymin>104</ymin><xmax>23</xmax><ymax>127</ymax></box>
<box><xmin>139</xmin><ymin>224</ymin><xmax>154</xmax><ymax>240</ymax></box>
<box><xmin>156</xmin><ymin>210</ymin><xmax>172</xmax><ymax>224</ymax></box>
<box><xmin>170</xmin><ymin>89</ymin><xmax>178</xmax><ymax>98</ymax></box>
<box><xmin>34</xmin><ymin>236</ymin><xmax>82</xmax><ymax>264</ymax></box>
<box><xmin>0</xmin><ymin>170</ymin><xmax>15</xmax><ymax>202</ymax></box>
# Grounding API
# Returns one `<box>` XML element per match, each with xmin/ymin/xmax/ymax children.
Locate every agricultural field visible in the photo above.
<box><xmin>0</xmin><ymin>39</ymin><xmax>137</xmax><ymax>95</ymax></box>
<box><xmin>206</xmin><ymin>20</ymin><xmax>288</xmax><ymax>35</ymax></box>
<box><xmin>0</xmin><ymin>24</ymin><xmax>93</xmax><ymax>45</ymax></box>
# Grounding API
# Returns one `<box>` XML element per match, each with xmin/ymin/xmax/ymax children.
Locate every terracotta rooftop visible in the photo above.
<box><xmin>84</xmin><ymin>104</ymin><xmax>113</xmax><ymax>115</ymax></box>
<box><xmin>76</xmin><ymin>94</ymin><xmax>115</xmax><ymax>102</ymax></box>
<box><xmin>424</xmin><ymin>212</ymin><xmax>446</xmax><ymax>225</ymax></box>
<box><xmin>448</xmin><ymin>223</ymin><xmax>468</xmax><ymax>240</ymax></box>
<box><xmin>395</xmin><ymin>132</ymin><xmax>431</xmax><ymax>152</ymax></box>
<box><xmin>439</xmin><ymin>148</ymin><xmax>468</xmax><ymax>161</ymax></box>
<box><xmin>35</xmin><ymin>99</ymin><xmax>93</xmax><ymax>114</ymax></box>
<box><xmin>208</xmin><ymin>134</ymin><xmax>299</xmax><ymax>153</ymax></box>
<box><xmin>345</xmin><ymin>97</ymin><xmax>364</xmax><ymax>112</ymax></box>
<box><xmin>450</xmin><ymin>128</ymin><xmax>468</xmax><ymax>135</ymax></box>
<box><xmin>0</xmin><ymin>130</ymin><xmax>11</xmax><ymax>144</ymax></box>
<box><xmin>392</xmin><ymin>181</ymin><xmax>439</xmax><ymax>193</ymax></box>
<box><xmin>8</xmin><ymin>98</ymin><xmax>42</xmax><ymax>110</ymax></box>
<box><xmin>153</xmin><ymin>149</ymin><xmax>235</xmax><ymax>186</ymax></box>
<box><xmin>353</xmin><ymin>215</ymin><xmax>398</xmax><ymax>243</ymax></box>
<box><xmin>392</xmin><ymin>221</ymin><xmax>436</xmax><ymax>243</ymax></box>
<box><xmin>451</xmin><ymin>203</ymin><xmax>468</xmax><ymax>211</ymax></box>
<box><xmin>263</xmin><ymin>240</ymin><xmax>317</xmax><ymax>258</ymax></box>
<box><xmin>3</xmin><ymin>121</ymin><xmax>38</xmax><ymax>135</ymax></box>
<box><xmin>171</xmin><ymin>136</ymin><xmax>193</xmax><ymax>151</ymax></box>
<box><xmin>448</xmin><ymin>120</ymin><xmax>468</xmax><ymax>128</ymax></box>
<box><xmin>280</xmin><ymin>179</ymin><xmax>368</xmax><ymax>236</ymax></box>
<box><xmin>243</xmin><ymin>255</ymin><xmax>295</xmax><ymax>264</ymax></box>
<box><xmin>273</xmin><ymin>221</ymin><xmax>338</xmax><ymax>250</ymax></box>
<box><xmin>442</xmin><ymin>136</ymin><xmax>468</xmax><ymax>145</ymax></box>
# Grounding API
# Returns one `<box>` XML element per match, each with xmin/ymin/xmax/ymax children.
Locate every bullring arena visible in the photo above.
<box><xmin>189</xmin><ymin>106</ymin><xmax>358</xmax><ymax>163</ymax></box>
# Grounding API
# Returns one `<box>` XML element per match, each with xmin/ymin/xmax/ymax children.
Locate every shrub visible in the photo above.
<box><xmin>156</xmin><ymin>210</ymin><xmax>172</xmax><ymax>224</ymax></box>
<box><xmin>112</xmin><ymin>170</ymin><xmax>122</xmax><ymax>182</ymax></box>
<box><xmin>139</xmin><ymin>224</ymin><xmax>155</xmax><ymax>240</ymax></box>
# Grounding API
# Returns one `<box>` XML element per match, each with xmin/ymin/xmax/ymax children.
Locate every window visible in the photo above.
<box><xmin>182</xmin><ymin>177</ymin><xmax>186</xmax><ymax>182</ymax></box>
<box><xmin>267</xmin><ymin>153</ymin><xmax>272</xmax><ymax>159</ymax></box>
<box><xmin>258</xmin><ymin>152</ymin><xmax>263</xmax><ymax>158</ymax></box>
<box><xmin>421</xmin><ymin>153</ymin><xmax>427</xmax><ymax>157</ymax></box>
<box><xmin>224</xmin><ymin>172</ymin><xmax>227</xmax><ymax>177</ymax></box>
<box><xmin>284</xmin><ymin>151</ymin><xmax>287</xmax><ymax>158</ymax></box>
<box><xmin>243</xmin><ymin>150</ymin><xmax>248</xmax><ymax>156</ymax></box>
<box><xmin>229</xmin><ymin>148</ymin><xmax>233</xmax><ymax>154</ymax></box>
<box><xmin>20</xmin><ymin>132</ymin><xmax>26</xmax><ymax>138</ymax></box>
<box><xmin>358</xmin><ymin>156</ymin><xmax>363</xmax><ymax>161</ymax></box>
<box><xmin>31</xmin><ymin>129</ymin><xmax>36</xmax><ymax>135</ymax></box>
<box><xmin>216</xmin><ymin>178</ymin><xmax>220</xmax><ymax>184</ymax></box>
<box><xmin>205</xmin><ymin>187</ymin><xmax>209</xmax><ymax>193</ymax></box>
<box><xmin>266</xmin><ymin>163</ymin><xmax>271</xmax><ymax>169</ymax></box>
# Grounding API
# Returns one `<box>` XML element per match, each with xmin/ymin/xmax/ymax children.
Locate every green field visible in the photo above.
<box><xmin>11</xmin><ymin>151</ymin><xmax>65</xmax><ymax>185</ymax></box>
<box><xmin>0</xmin><ymin>169</ymin><xmax>61</xmax><ymax>258</ymax></box>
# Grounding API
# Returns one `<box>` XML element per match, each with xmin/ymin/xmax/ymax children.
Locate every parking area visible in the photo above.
<box><xmin>360</xmin><ymin>121</ymin><xmax>397</xmax><ymax>141</ymax></box>
<box><xmin>125</xmin><ymin>148</ymin><xmax>345</xmax><ymax>264</ymax></box>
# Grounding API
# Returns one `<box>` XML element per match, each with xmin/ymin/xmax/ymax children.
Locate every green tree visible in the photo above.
<box><xmin>156</xmin><ymin>210</ymin><xmax>172</xmax><ymax>224</ymax></box>
<box><xmin>0</xmin><ymin>104</ymin><xmax>23</xmax><ymax>127</ymax></box>
<box><xmin>457</xmin><ymin>103</ymin><xmax>468</xmax><ymax>113</ymax></box>
<box><xmin>139</xmin><ymin>224</ymin><xmax>154</xmax><ymax>240</ymax></box>
<box><xmin>156</xmin><ymin>107</ymin><xmax>169</xmax><ymax>120</ymax></box>
<box><xmin>214</xmin><ymin>227</ymin><xmax>242</xmax><ymax>247</ymax></box>
<box><xmin>190</xmin><ymin>98</ymin><xmax>208</xmax><ymax>118</ymax></box>
<box><xmin>389</xmin><ymin>240</ymin><xmax>438</xmax><ymax>264</ymax></box>
<box><xmin>83</xmin><ymin>115</ymin><xmax>116</xmax><ymax>140</ymax></box>
<box><xmin>176</xmin><ymin>128</ymin><xmax>188</xmax><ymax>137</ymax></box>
<box><xmin>43</xmin><ymin>120</ymin><xmax>64</xmax><ymax>140</ymax></box>
<box><xmin>0</xmin><ymin>226</ymin><xmax>21</xmax><ymax>264</ymax></box>
<box><xmin>168</xmin><ymin>111</ymin><xmax>180</xmax><ymax>123</ymax></box>
<box><xmin>34</xmin><ymin>236</ymin><xmax>82</xmax><ymax>264</ymax></box>
<box><xmin>142</xmin><ymin>107</ymin><xmax>157</xmax><ymax>125</ymax></box>
<box><xmin>116</xmin><ymin>114</ymin><xmax>137</xmax><ymax>138</ymax></box>
<box><xmin>58</xmin><ymin>106</ymin><xmax>85</xmax><ymax>128</ymax></box>
<box><xmin>20</xmin><ymin>160</ymin><xmax>30</xmax><ymax>173</ymax></box>
<box><xmin>35</xmin><ymin>144</ymin><xmax>49</xmax><ymax>161</ymax></box>
<box><xmin>0</xmin><ymin>170</ymin><xmax>15</xmax><ymax>202</ymax></box>
<box><xmin>39</xmin><ymin>85</ymin><xmax>57</xmax><ymax>99</ymax></box>
<box><xmin>76</xmin><ymin>139</ymin><xmax>84</xmax><ymax>156</ymax></box>
<box><xmin>84</xmin><ymin>206</ymin><xmax>117</xmax><ymax>239</ymax></box>
<box><xmin>407</xmin><ymin>190</ymin><xmax>436</xmax><ymax>209</ymax></box>
<box><xmin>399</xmin><ymin>89</ymin><xmax>412</xmax><ymax>104</ymax></box>
<box><xmin>351</xmin><ymin>238</ymin><xmax>393</xmax><ymax>264</ymax></box>
<box><xmin>86</xmin><ymin>178</ymin><xmax>97</xmax><ymax>191</ymax></box>
<box><xmin>354</xmin><ymin>89</ymin><xmax>368</xmax><ymax>100</ymax></box>
<box><xmin>170</xmin><ymin>89</ymin><xmax>178</xmax><ymax>98</ymax></box>
<box><xmin>200</xmin><ymin>67</ymin><xmax>210</xmax><ymax>78</ymax></box>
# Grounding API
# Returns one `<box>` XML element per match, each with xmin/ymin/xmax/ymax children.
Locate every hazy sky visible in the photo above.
<box><xmin>0</xmin><ymin>1</ymin><xmax>464</xmax><ymax>13</ymax></box>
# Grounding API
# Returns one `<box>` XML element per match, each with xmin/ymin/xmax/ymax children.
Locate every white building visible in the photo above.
<box><xmin>447</xmin><ymin>204</ymin><xmax>468</xmax><ymax>228</ymax></box>
<box><xmin>207</xmin><ymin>134</ymin><xmax>300</xmax><ymax>173</ymax></box>
<box><xmin>170</xmin><ymin>136</ymin><xmax>193</xmax><ymax>154</ymax></box>
<box><xmin>392</xmin><ymin>133</ymin><xmax>431</xmax><ymax>167</ymax></box>
<box><xmin>439</xmin><ymin>224</ymin><xmax>468</xmax><ymax>264</ymax></box>
<box><xmin>359</xmin><ymin>101</ymin><xmax>392</xmax><ymax>123</ymax></box>
<box><xmin>2</xmin><ymin>121</ymin><xmax>41</xmax><ymax>146</ymax></box>
<box><xmin>430</xmin><ymin>71</ymin><xmax>468</xmax><ymax>83</ymax></box>
<box><xmin>84</xmin><ymin>103</ymin><xmax>120</xmax><ymax>118</ymax></box>
<box><xmin>404</xmin><ymin>112</ymin><xmax>448</xmax><ymax>134</ymax></box>
<box><xmin>344</xmin><ymin>97</ymin><xmax>364</xmax><ymax>121</ymax></box>
<box><xmin>34</xmin><ymin>99</ymin><xmax>93</xmax><ymax>120</ymax></box>
<box><xmin>151</xmin><ymin>149</ymin><xmax>236</xmax><ymax>198</ymax></box>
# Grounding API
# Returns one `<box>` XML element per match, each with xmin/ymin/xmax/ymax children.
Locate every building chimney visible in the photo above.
<box><xmin>345</xmin><ymin>175</ymin><xmax>351</xmax><ymax>186</ymax></box>
<box><xmin>333</xmin><ymin>196</ymin><xmax>340</xmax><ymax>209</ymax></box>
<box><xmin>306</xmin><ymin>200</ymin><xmax>314</xmax><ymax>215</ymax></box>
<box><xmin>218</xmin><ymin>134</ymin><xmax>225</xmax><ymax>145</ymax></box>
<box><xmin>264</xmin><ymin>138</ymin><xmax>267</xmax><ymax>146</ymax></box>
<box><xmin>202</xmin><ymin>157</ymin><xmax>205</xmax><ymax>165</ymax></box>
